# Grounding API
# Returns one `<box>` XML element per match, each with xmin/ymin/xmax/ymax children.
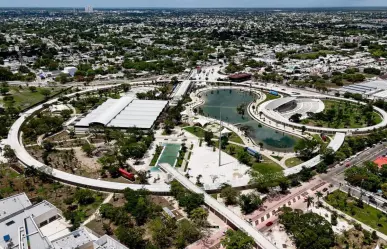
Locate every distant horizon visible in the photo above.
<box><xmin>1</xmin><ymin>0</ymin><xmax>387</xmax><ymax>9</ymax></box>
<box><xmin>2</xmin><ymin>6</ymin><xmax>387</xmax><ymax>9</ymax></box>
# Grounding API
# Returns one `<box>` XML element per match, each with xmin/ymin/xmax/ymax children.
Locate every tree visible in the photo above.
<box><xmin>190</xmin><ymin>207</ymin><xmax>209</xmax><ymax>227</ymax></box>
<box><xmin>74</xmin><ymin>188</ymin><xmax>95</xmax><ymax>205</ymax></box>
<box><xmin>81</xmin><ymin>143</ymin><xmax>95</xmax><ymax>157</ymax></box>
<box><xmin>278</xmin><ymin>178</ymin><xmax>290</xmax><ymax>193</ymax></box>
<box><xmin>221</xmin><ymin>230</ymin><xmax>255</xmax><ymax>249</ymax></box>
<box><xmin>179</xmin><ymin>192</ymin><xmax>205</xmax><ymax>214</ymax></box>
<box><xmin>279</xmin><ymin>208</ymin><xmax>335</xmax><ymax>249</ymax></box>
<box><xmin>220</xmin><ymin>185</ymin><xmax>239</xmax><ymax>206</ymax></box>
<box><xmin>40</xmin><ymin>88</ymin><xmax>51</xmax><ymax>99</ymax></box>
<box><xmin>60</xmin><ymin>109</ymin><xmax>73</xmax><ymax>120</ymax></box>
<box><xmin>237</xmin><ymin>150</ymin><xmax>250</xmax><ymax>165</ymax></box>
<box><xmin>174</xmin><ymin>219</ymin><xmax>202</xmax><ymax>249</ymax></box>
<box><xmin>316</xmin><ymin>191</ymin><xmax>323</xmax><ymax>203</ymax></box>
<box><xmin>204</xmin><ymin>131</ymin><xmax>214</xmax><ymax>146</ymax></box>
<box><xmin>0</xmin><ymin>85</ymin><xmax>9</xmax><ymax>95</ymax></box>
<box><xmin>3</xmin><ymin>145</ymin><xmax>16</xmax><ymax>162</ymax></box>
<box><xmin>377</xmin><ymin>212</ymin><xmax>383</xmax><ymax>225</ymax></box>
<box><xmin>320</xmin><ymin>147</ymin><xmax>336</xmax><ymax>165</ymax></box>
<box><xmin>136</xmin><ymin>170</ymin><xmax>149</xmax><ymax>184</ymax></box>
<box><xmin>294</xmin><ymin>137</ymin><xmax>319</xmax><ymax>160</ymax></box>
<box><xmin>29</xmin><ymin>86</ymin><xmax>37</xmax><ymax>92</ymax></box>
<box><xmin>289</xmin><ymin>113</ymin><xmax>302</xmax><ymax>123</ymax></box>
<box><xmin>239</xmin><ymin>192</ymin><xmax>263</xmax><ymax>214</ymax></box>
<box><xmin>149</xmin><ymin>217</ymin><xmax>174</xmax><ymax>248</ymax></box>
<box><xmin>304</xmin><ymin>196</ymin><xmax>314</xmax><ymax>210</ymax></box>
<box><xmin>115</xmin><ymin>226</ymin><xmax>146</xmax><ymax>249</ymax></box>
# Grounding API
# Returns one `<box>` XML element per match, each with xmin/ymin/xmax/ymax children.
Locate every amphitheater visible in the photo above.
<box><xmin>265</xmin><ymin>97</ymin><xmax>325</xmax><ymax>120</ymax></box>
<box><xmin>258</xmin><ymin>94</ymin><xmax>387</xmax><ymax>134</ymax></box>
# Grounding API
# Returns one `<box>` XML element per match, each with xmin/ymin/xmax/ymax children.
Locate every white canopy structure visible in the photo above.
<box><xmin>193</xmin><ymin>118</ymin><xmax>210</xmax><ymax>127</ymax></box>
<box><xmin>75</xmin><ymin>97</ymin><xmax>168</xmax><ymax>132</ymax></box>
<box><xmin>220</xmin><ymin>128</ymin><xmax>232</xmax><ymax>135</ymax></box>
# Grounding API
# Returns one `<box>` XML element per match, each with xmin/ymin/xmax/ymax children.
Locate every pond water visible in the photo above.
<box><xmin>199</xmin><ymin>88</ymin><xmax>298</xmax><ymax>151</ymax></box>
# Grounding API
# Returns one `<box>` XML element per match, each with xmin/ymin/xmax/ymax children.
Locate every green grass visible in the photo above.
<box><xmin>285</xmin><ymin>157</ymin><xmax>305</xmax><ymax>167</ymax></box>
<box><xmin>228</xmin><ymin>132</ymin><xmax>244</xmax><ymax>145</ymax></box>
<box><xmin>185</xmin><ymin>126</ymin><xmax>245</xmax><ymax>145</ymax></box>
<box><xmin>272</xmin><ymin>155</ymin><xmax>283</xmax><ymax>161</ymax></box>
<box><xmin>150</xmin><ymin>146</ymin><xmax>163</xmax><ymax>166</ymax></box>
<box><xmin>175</xmin><ymin>150</ymin><xmax>186</xmax><ymax>168</ymax></box>
<box><xmin>252</xmin><ymin>155</ymin><xmax>283</xmax><ymax>175</ymax></box>
<box><xmin>326</xmin><ymin>190</ymin><xmax>387</xmax><ymax>235</ymax></box>
<box><xmin>184</xmin><ymin>126</ymin><xmax>206</xmax><ymax>138</ymax></box>
<box><xmin>259</xmin><ymin>92</ymin><xmax>280</xmax><ymax>105</ymax></box>
<box><xmin>215</xmin><ymin>142</ymin><xmax>282</xmax><ymax>175</ymax></box>
<box><xmin>303</xmin><ymin>100</ymin><xmax>382</xmax><ymax>129</ymax></box>
<box><xmin>2</xmin><ymin>86</ymin><xmax>62</xmax><ymax>109</ymax></box>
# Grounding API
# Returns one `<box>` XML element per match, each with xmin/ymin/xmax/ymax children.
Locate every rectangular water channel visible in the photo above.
<box><xmin>152</xmin><ymin>143</ymin><xmax>181</xmax><ymax>171</ymax></box>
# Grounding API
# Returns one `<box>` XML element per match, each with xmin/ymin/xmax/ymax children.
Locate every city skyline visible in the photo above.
<box><xmin>1</xmin><ymin>0</ymin><xmax>387</xmax><ymax>8</ymax></box>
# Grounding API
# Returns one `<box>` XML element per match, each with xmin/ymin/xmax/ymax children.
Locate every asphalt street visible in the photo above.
<box><xmin>320</xmin><ymin>143</ymin><xmax>387</xmax><ymax>212</ymax></box>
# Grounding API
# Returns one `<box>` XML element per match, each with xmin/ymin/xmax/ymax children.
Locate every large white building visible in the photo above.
<box><xmin>0</xmin><ymin>193</ymin><xmax>128</xmax><ymax>249</ymax></box>
<box><xmin>170</xmin><ymin>80</ymin><xmax>192</xmax><ymax>106</ymax></box>
<box><xmin>74</xmin><ymin>97</ymin><xmax>168</xmax><ymax>133</ymax></box>
<box><xmin>85</xmin><ymin>6</ymin><xmax>94</xmax><ymax>13</ymax></box>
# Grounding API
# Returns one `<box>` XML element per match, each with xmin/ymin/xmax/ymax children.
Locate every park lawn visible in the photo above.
<box><xmin>215</xmin><ymin>142</ymin><xmax>283</xmax><ymax>175</ymax></box>
<box><xmin>272</xmin><ymin>155</ymin><xmax>283</xmax><ymax>161</ymax></box>
<box><xmin>303</xmin><ymin>100</ymin><xmax>382</xmax><ymax>129</ymax></box>
<box><xmin>252</xmin><ymin>155</ymin><xmax>283</xmax><ymax>175</ymax></box>
<box><xmin>150</xmin><ymin>149</ymin><xmax>162</xmax><ymax>166</ymax></box>
<box><xmin>326</xmin><ymin>190</ymin><xmax>387</xmax><ymax>235</ymax></box>
<box><xmin>183</xmin><ymin>126</ymin><xmax>206</xmax><ymax>138</ymax></box>
<box><xmin>3</xmin><ymin>86</ymin><xmax>63</xmax><ymax>110</ymax></box>
<box><xmin>285</xmin><ymin>157</ymin><xmax>305</xmax><ymax>167</ymax></box>
<box><xmin>185</xmin><ymin>126</ymin><xmax>244</xmax><ymax>145</ymax></box>
<box><xmin>228</xmin><ymin>132</ymin><xmax>244</xmax><ymax>145</ymax></box>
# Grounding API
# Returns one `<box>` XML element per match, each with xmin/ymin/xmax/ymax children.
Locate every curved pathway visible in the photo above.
<box><xmin>7</xmin><ymin>80</ymin><xmax>349</xmax><ymax>193</ymax></box>
<box><xmin>258</xmin><ymin>95</ymin><xmax>387</xmax><ymax>135</ymax></box>
<box><xmin>7</xmin><ymin>85</ymin><xmax>170</xmax><ymax>193</ymax></box>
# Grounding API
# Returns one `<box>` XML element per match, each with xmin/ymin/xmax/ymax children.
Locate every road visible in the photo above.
<box><xmin>320</xmin><ymin>143</ymin><xmax>387</xmax><ymax>212</ymax></box>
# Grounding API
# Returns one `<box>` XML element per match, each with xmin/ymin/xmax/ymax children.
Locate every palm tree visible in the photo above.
<box><xmin>377</xmin><ymin>212</ymin><xmax>383</xmax><ymax>225</ymax></box>
<box><xmin>316</xmin><ymin>191</ymin><xmax>323</xmax><ymax>202</ymax></box>
<box><xmin>304</xmin><ymin>196</ymin><xmax>315</xmax><ymax>211</ymax></box>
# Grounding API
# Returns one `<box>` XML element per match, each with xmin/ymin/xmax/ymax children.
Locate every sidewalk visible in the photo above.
<box><xmin>82</xmin><ymin>193</ymin><xmax>114</xmax><ymax>226</ymax></box>
<box><xmin>322</xmin><ymin>200</ymin><xmax>387</xmax><ymax>241</ymax></box>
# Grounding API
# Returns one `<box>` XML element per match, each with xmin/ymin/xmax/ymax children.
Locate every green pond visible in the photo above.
<box><xmin>199</xmin><ymin>89</ymin><xmax>298</xmax><ymax>151</ymax></box>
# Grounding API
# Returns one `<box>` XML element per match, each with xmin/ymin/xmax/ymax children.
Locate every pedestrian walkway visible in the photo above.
<box><xmin>159</xmin><ymin>163</ymin><xmax>278</xmax><ymax>249</ymax></box>
<box><xmin>322</xmin><ymin>200</ymin><xmax>387</xmax><ymax>241</ymax></box>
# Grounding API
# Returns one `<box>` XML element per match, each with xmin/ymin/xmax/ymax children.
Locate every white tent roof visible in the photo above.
<box><xmin>194</xmin><ymin>118</ymin><xmax>210</xmax><ymax>127</ymax></box>
<box><xmin>180</xmin><ymin>110</ymin><xmax>189</xmax><ymax>116</ymax></box>
<box><xmin>220</xmin><ymin>128</ymin><xmax>232</xmax><ymax>135</ymax></box>
<box><xmin>75</xmin><ymin>98</ymin><xmax>168</xmax><ymax>129</ymax></box>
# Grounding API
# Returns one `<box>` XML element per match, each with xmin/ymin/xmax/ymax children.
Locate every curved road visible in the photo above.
<box><xmin>7</xmin><ymin>85</ymin><xmax>170</xmax><ymax>193</ymax></box>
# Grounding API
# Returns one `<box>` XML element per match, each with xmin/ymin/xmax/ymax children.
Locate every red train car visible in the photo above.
<box><xmin>119</xmin><ymin>168</ymin><xmax>135</xmax><ymax>181</ymax></box>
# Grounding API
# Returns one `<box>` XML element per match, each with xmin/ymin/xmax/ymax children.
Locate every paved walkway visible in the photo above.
<box><xmin>159</xmin><ymin>163</ymin><xmax>278</xmax><ymax>249</ymax></box>
<box><xmin>322</xmin><ymin>200</ymin><xmax>387</xmax><ymax>241</ymax></box>
<box><xmin>82</xmin><ymin>193</ymin><xmax>114</xmax><ymax>226</ymax></box>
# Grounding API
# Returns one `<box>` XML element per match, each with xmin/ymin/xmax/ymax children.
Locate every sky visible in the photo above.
<box><xmin>1</xmin><ymin>0</ymin><xmax>387</xmax><ymax>8</ymax></box>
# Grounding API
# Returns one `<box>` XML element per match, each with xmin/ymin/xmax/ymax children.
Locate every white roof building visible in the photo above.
<box><xmin>75</xmin><ymin>97</ymin><xmax>168</xmax><ymax>132</ymax></box>
<box><xmin>0</xmin><ymin>193</ymin><xmax>128</xmax><ymax>249</ymax></box>
<box><xmin>170</xmin><ymin>80</ymin><xmax>192</xmax><ymax>106</ymax></box>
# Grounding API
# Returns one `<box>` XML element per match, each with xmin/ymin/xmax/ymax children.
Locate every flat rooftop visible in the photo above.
<box><xmin>0</xmin><ymin>193</ymin><xmax>31</xmax><ymax>221</ymax></box>
<box><xmin>75</xmin><ymin>97</ymin><xmax>168</xmax><ymax>129</ymax></box>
